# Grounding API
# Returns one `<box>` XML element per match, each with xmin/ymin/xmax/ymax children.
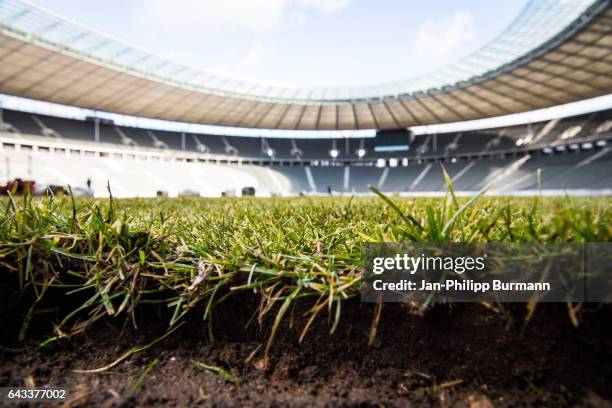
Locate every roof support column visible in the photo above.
<box><xmin>94</xmin><ymin>118</ymin><xmax>100</xmax><ymax>143</ymax></box>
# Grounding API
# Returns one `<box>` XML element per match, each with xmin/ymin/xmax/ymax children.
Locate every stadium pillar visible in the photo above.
<box><xmin>181</xmin><ymin>132</ymin><xmax>186</xmax><ymax>150</ymax></box>
<box><xmin>94</xmin><ymin>118</ymin><xmax>100</xmax><ymax>143</ymax></box>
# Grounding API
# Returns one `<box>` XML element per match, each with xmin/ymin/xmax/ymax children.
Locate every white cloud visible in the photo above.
<box><xmin>140</xmin><ymin>0</ymin><xmax>285</xmax><ymax>33</ymax></box>
<box><xmin>243</xmin><ymin>38</ymin><xmax>267</xmax><ymax>67</ymax></box>
<box><xmin>139</xmin><ymin>0</ymin><xmax>351</xmax><ymax>34</ymax></box>
<box><xmin>414</xmin><ymin>11</ymin><xmax>476</xmax><ymax>59</ymax></box>
<box><xmin>135</xmin><ymin>0</ymin><xmax>351</xmax><ymax>77</ymax></box>
<box><xmin>295</xmin><ymin>0</ymin><xmax>352</xmax><ymax>15</ymax></box>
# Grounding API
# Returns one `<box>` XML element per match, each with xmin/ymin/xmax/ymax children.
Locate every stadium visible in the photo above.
<box><xmin>0</xmin><ymin>0</ymin><xmax>611</xmax><ymax>406</ymax></box>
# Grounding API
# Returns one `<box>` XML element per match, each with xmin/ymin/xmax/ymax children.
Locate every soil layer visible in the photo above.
<box><xmin>1</xmin><ymin>301</ymin><xmax>611</xmax><ymax>407</ymax></box>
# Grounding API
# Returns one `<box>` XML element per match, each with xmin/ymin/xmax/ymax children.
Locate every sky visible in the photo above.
<box><xmin>31</xmin><ymin>0</ymin><xmax>528</xmax><ymax>88</ymax></box>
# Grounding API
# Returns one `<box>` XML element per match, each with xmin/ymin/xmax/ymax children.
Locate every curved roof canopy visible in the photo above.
<box><xmin>0</xmin><ymin>0</ymin><xmax>611</xmax><ymax>130</ymax></box>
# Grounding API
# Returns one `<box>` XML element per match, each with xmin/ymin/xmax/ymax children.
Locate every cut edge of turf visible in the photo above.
<box><xmin>0</xmin><ymin>182</ymin><xmax>610</xmax><ymax>365</ymax></box>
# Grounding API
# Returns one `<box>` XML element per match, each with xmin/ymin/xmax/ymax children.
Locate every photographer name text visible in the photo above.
<box><xmin>372</xmin><ymin>279</ymin><xmax>551</xmax><ymax>293</ymax></box>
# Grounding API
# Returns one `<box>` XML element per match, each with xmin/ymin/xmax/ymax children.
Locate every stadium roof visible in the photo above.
<box><xmin>0</xmin><ymin>0</ymin><xmax>610</xmax><ymax>130</ymax></box>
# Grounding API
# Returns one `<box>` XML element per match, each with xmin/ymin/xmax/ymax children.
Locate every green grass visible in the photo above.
<box><xmin>0</xmin><ymin>189</ymin><xmax>610</xmax><ymax>362</ymax></box>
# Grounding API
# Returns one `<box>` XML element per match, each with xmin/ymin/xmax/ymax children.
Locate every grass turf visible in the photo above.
<box><xmin>0</xmin><ymin>189</ymin><xmax>610</xmax><ymax>364</ymax></box>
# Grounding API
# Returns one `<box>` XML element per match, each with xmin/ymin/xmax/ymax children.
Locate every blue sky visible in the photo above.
<box><xmin>33</xmin><ymin>0</ymin><xmax>527</xmax><ymax>88</ymax></box>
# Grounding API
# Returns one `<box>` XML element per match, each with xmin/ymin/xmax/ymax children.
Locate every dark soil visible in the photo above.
<box><xmin>1</xmin><ymin>300</ymin><xmax>611</xmax><ymax>407</ymax></box>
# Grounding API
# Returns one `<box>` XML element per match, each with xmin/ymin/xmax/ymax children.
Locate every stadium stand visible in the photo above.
<box><xmin>2</xmin><ymin>108</ymin><xmax>610</xmax><ymax>159</ymax></box>
<box><xmin>1</xmin><ymin>107</ymin><xmax>611</xmax><ymax>197</ymax></box>
<box><xmin>0</xmin><ymin>0</ymin><xmax>611</xmax><ymax>197</ymax></box>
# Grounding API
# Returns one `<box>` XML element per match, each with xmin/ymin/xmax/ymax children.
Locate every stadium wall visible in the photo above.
<box><xmin>0</xmin><ymin>140</ymin><xmax>294</xmax><ymax>197</ymax></box>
